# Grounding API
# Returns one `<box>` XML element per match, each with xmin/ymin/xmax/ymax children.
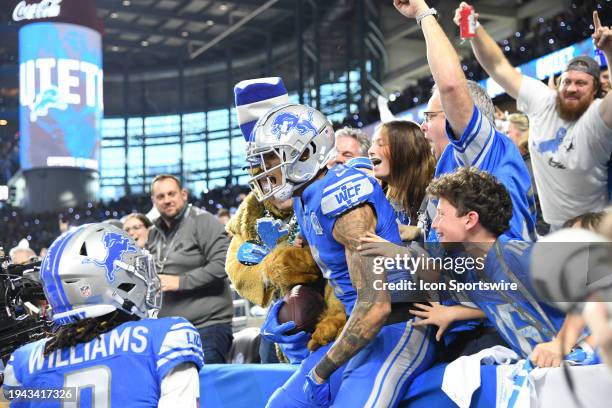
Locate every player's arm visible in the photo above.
<box><xmin>158</xmin><ymin>362</ymin><xmax>200</xmax><ymax>408</ymax></box>
<box><xmin>312</xmin><ymin>204</ymin><xmax>391</xmax><ymax>381</ymax></box>
<box><xmin>452</xmin><ymin>2</ymin><xmax>522</xmax><ymax>99</ymax></box>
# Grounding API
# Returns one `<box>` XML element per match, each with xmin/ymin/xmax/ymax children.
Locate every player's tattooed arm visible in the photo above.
<box><xmin>313</xmin><ymin>203</ymin><xmax>391</xmax><ymax>381</ymax></box>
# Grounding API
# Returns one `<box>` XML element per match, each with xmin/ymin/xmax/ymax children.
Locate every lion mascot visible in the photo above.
<box><xmin>226</xmin><ymin>191</ymin><xmax>346</xmax><ymax>353</ymax></box>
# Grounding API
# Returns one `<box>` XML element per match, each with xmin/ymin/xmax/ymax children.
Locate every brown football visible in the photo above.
<box><xmin>277</xmin><ymin>285</ymin><xmax>325</xmax><ymax>335</ymax></box>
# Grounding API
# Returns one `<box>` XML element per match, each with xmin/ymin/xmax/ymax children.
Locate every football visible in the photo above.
<box><xmin>277</xmin><ymin>285</ymin><xmax>325</xmax><ymax>335</ymax></box>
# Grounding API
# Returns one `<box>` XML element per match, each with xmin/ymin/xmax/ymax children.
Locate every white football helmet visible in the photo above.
<box><xmin>246</xmin><ymin>103</ymin><xmax>335</xmax><ymax>201</ymax></box>
<box><xmin>40</xmin><ymin>223</ymin><xmax>162</xmax><ymax>325</ymax></box>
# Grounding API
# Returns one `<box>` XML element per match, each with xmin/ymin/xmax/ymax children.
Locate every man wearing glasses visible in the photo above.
<box><xmin>394</xmin><ymin>0</ymin><xmax>536</xmax><ymax>242</ymax></box>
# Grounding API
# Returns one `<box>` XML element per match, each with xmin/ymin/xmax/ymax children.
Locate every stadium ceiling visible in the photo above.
<box><xmin>98</xmin><ymin>0</ymin><xmax>316</xmax><ymax>71</ymax></box>
<box><xmin>380</xmin><ymin>0</ymin><xmax>571</xmax><ymax>91</ymax></box>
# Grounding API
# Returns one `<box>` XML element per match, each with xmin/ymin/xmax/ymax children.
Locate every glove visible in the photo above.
<box><xmin>237</xmin><ymin>241</ymin><xmax>269</xmax><ymax>265</ymax></box>
<box><xmin>303</xmin><ymin>370</ymin><xmax>332</xmax><ymax>407</ymax></box>
<box><xmin>279</xmin><ymin>339</ymin><xmax>311</xmax><ymax>364</ymax></box>
<box><xmin>261</xmin><ymin>300</ymin><xmax>311</xmax><ymax>345</ymax></box>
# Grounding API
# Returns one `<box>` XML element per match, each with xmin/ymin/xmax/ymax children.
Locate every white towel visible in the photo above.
<box><xmin>442</xmin><ymin>345</ymin><xmax>519</xmax><ymax>408</ymax></box>
<box><xmin>496</xmin><ymin>360</ymin><xmax>549</xmax><ymax>408</ymax></box>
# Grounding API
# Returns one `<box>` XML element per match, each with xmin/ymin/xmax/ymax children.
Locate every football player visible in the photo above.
<box><xmin>247</xmin><ymin>104</ymin><xmax>436</xmax><ymax>407</ymax></box>
<box><xmin>3</xmin><ymin>223</ymin><xmax>204</xmax><ymax>407</ymax></box>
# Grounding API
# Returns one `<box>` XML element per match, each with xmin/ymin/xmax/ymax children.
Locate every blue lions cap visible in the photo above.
<box><xmin>234</xmin><ymin>77</ymin><xmax>289</xmax><ymax>141</ymax></box>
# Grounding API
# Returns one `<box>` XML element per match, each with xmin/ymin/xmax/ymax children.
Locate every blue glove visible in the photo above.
<box><xmin>279</xmin><ymin>339</ymin><xmax>311</xmax><ymax>364</ymax></box>
<box><xmin>237</xmin><ymin>241</ymin><xmax>269</xmax><ymax>265</ymax></box>
<box><xmin>303</xmin><ymin>370</ymin><xmax>331</xmax><ymax>407</ymax></box>
<box><xmin>261</xmin><ymin>300</ymin><xmax>311</xmax><ymax>345</ymax></box>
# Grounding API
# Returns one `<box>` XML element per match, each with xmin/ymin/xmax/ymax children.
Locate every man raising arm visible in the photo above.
<box><xmin>395</xmin><ymin>0</ymin><xmax>536</xmax><ymax>241</ymax></box>
<box><xmin>454</xmin><ymin>3</ymin><xmax>612</xmax><ymax>228</ymax></box>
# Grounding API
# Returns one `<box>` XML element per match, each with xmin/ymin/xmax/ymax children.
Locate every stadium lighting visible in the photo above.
<box><xmin>206</xmin><ymin>20</ymin><xmax>214</xmax><ymax>26</ymax></box>
<box><xmin>122</xmin><ymin>0</ymin><xmax>131</xmax><ymax>6</ymax></box>
<box><xmin>0</xmin><ymin>120</ymin><xmax>8</xmax><ymax>126</ymax></box>
<box><xmin>110</xmin><ymin>12</ymin><xmax>118</xmax><ymax>19</ymax></box>
<box><xmin>141</xmin><ymin>40</ymin><xmax>149</xmax><ymax>47</ymax></box>
<box><xmin>181</xmin><ymin>31</ymin><xmax>189</xmax><ymax>37</ymax></box>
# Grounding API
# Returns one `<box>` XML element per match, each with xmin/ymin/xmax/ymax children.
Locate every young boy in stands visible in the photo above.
<box><xmin>424</xmin><ymin>167</ymin><xmax>590</xmax><ymax>367</ymax></box>
<box><xmin>361</xmin><ymin>167</ymin><xmax>589</xmax><ymax>367</ymax></box>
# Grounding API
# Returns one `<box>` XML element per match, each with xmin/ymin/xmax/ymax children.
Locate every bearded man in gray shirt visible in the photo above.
<box><xmin>147</xmin><ymin>174</ymin><xmax>233</xmax><ymax>364</ymax></box>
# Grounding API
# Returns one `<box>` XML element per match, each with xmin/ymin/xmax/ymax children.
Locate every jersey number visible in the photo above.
<box><xmin>62</xmin><ymin>365</ymin><xmax>111</xmax><ymax>408</ymax></box>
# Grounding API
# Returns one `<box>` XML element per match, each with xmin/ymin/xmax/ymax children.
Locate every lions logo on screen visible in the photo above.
<box><xmin>270</xmin><ymin>109</ymin><xmax>318</xmax><ymax>140</ymax></box>
<box><xmin>83</xmin><ymin>232</ymin><xmax>137</xmax><ymax>282</ymax></box>
<box><xmin>29</xmin><ymin>86</ymin><xmax>68</xmax><ymax>122</ymax></box>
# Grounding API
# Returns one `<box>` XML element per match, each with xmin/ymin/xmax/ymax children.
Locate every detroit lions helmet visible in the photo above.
<box><xmin>246</xmin><ymin>103</ymin><xmax>335</xmax><ymax>201</ymax></box>
<box><xmin>40</xmin><ymin>223</ymin><xmax>161</xmax><ymax>325</ymax></box>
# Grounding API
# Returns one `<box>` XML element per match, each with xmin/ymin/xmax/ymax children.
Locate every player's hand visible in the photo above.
<box><xmin>303</xmin><ymin>370</ymin><xmax>332</xmax><ymax>407</ymax></box>
<box><xmin>393</xmin><ymin>0</ymin><xmax>429</xmax><ymax>20</ymax></box>
<box><xmin>529</xmin><ymin>339</ymin><xmax>563</xmax><ymax>368</ymax></box>
<box><xmin>410</xmin><ymin>302</ymin><xmax>455</xmax><ymax>341</ymax></box>
<box><xmin>261</xmin><ymin>300</ymin><xmax>311</xmax><ymax>344</ymax></box>
<box><xmin>160</xmin><ymin>274</ymin><xmax>180</xmax><ymax>291</ymax></box>
<box><xmin>453</xmin><ymin>2</ymin><xmax>480</xmax><ymax>27</ymax></box>
<box><xmin>592</xmin><ymin>11</ymin><xmax>612</xmax><ymax>56</ymax></box>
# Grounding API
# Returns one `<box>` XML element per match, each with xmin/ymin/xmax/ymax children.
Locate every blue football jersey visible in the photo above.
<box><xmin>459</xmin><ymin>240</ymin><xmax>565</xmax><ymax>358</ymax></box>
<box><xmin>432</xmin><ymin>106</ymin><xmax>537</xmax><ymax>242</ymax></box>
<box><xmin>3</xmin><ymin>317</ymin><xmax>204</xmax><ymax>407</ymax></box>
<box><xmin>293</xmin><ymin>164</ymin><xmax>402</xmax><ymax>315</ymax></box>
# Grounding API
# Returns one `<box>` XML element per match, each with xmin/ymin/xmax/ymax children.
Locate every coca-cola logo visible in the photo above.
<box><xmin>13</xmin><ymin>0</ymin><xmax>62</xmax><ymax>22</ymax></box>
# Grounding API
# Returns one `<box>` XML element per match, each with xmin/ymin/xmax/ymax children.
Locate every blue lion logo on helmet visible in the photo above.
<box><xmin>270</xmin><ymin>109</ymin><xmax>318</xmax><ymax>140</ymax></box>
<box><xmin>83</xmin><ymin>232</ymin><xmax>137</xmax><ymax>282</ymax></box>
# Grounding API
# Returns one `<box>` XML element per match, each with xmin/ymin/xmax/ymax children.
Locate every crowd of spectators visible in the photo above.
<box><xmin>0</xmin><ymin>2</ymin><xmax>611</xmax><ymax>404</ymax></box>
<box><xmin>0</xmin><ymin>132</ymin><xmax>19</xmax><ymax>184</ymax></box>
<box><xmin>0</xmin><ymin>183</ymin><xmax>247</xmax><ymax>255</ymax></box>
<box><xmin>343</xmin><ymin>1</ymin><xmax>609</xmax><ymax>128</ymax></box>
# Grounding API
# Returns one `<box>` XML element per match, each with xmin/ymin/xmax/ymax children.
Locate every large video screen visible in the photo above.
<box><xmin>19</xmin><ymin>22</ymin><xmax>103</xmax><ymax>171</ymax></box>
